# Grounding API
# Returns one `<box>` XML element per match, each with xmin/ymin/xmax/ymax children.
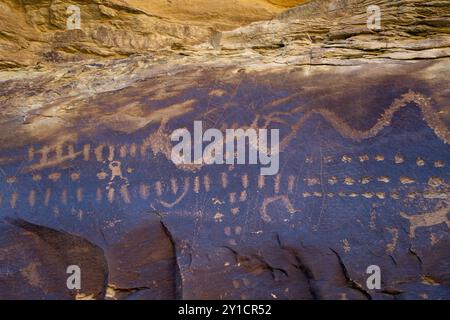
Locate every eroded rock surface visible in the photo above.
<box><xmin>0</xmin><ymin>0</ymin><xmax>307</xmax><ymax>68</ymax></box>
<box><xmin>0</xmin><ymin>0</ymin><xmax>449</xmax><ymax>299</ymax></box>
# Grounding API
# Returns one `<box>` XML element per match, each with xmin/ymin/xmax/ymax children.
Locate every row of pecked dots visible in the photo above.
<box><xmin>304</xmin><ymin>154</ymin><xmax>445</xmax><ymax>167</ymax></box>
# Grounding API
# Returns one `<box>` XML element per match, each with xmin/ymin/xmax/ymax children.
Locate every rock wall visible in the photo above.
<box><xmin>0</xmin><ymin>0</ymin><xmax>307</xmax><ymax>68</ymax></box>
<box><xmin>0</xmin><ymin>0</ymin><xmax>449</xmax><ymax>300</ymax></box>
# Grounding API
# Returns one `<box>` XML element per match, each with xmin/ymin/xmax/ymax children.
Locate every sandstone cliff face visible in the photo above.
<box><xmin>0</xmin><ymin>0</ymin><xmax>449</xmax><ymax>300</ymax></box>
<box><xmin>0</xmin><ymin>0</ymin><xmax>209</xmax><ymax>68</ymax></box>
<box><xmin>0</xmin><ymin>0</ymin><xmax>307</xmax><ymax>68</ymax></box>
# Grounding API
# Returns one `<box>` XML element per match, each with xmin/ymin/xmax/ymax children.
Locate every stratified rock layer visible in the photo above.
<box><xmin>0</xmin><ymin>0</ymin><xmax>307</xmax><ymax>68</ymax></box>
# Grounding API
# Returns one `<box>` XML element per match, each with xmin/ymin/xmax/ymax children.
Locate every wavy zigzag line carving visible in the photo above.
<box><xmin>280</xmin><ymin>90</ymin><xmax>450</xmax><ymax>150</ymax></box>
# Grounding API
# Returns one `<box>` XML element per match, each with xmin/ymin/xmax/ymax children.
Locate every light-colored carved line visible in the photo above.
<box><xmin>28</xmin><ymin>151</ymin><xmax>82</xmax><ymax>171</ymax></box>
<box><xmin>194</xmin><ymin>176</ymin><xmax>200</xmax><ymax>193</ymax></box>
<box><xmin>307</xmin><ymin>190</ymin><xmax>415</xmax><ymax>200</ymax></box>
<box><xmin>305</xmin><ymin>177</ymin><xmax>320</xmax><ymax>186</ymax></box>
<box><xmin>231</xmin><ymin>207</ymin><xmax>239</xmax><ymax>215</ymax></box>
<box><xmin>19</xmin><ymin>92</ymin><xmax>448</xmax><ymax>175</ymax></box>
<box><xmin>416</xmin><ymin>157</ymin><xmax>425</xmax><ymax>166</ymax></box>
<box><xmin>155</xmin><ymin>181</ymin><xmax>163</xmax><ymax>197</ymax></box>
<box><xmin>328</xmin><ymin>176</ymin><xmax>338</xmax><ymax>185</ymax></box>
<box><xmin>354</xmin><ymin>192</ymin><xmax>367</xmax><ymax>198</ymax></box>
<box><xmin>242</xmin><ymin>174</ymin><xmax>249</xmax><ymax>189</ymax></box>
<box><xmin>119</xmin><ymin>145</ymin><xmax>128</xmax><ymax>158</ymax></box>
<box><xmin>280</xmin><ymin>91</ymin><xmax>450</xmax><ymax>151</ymax></box>
<box><xmin>96</xmin><ymin>188</ymin><xmax>102</xmax><ymax>203</ymax></box>
<box><xmin>288</xmin><ymin>175</ymin><xmax>295</xmax><ymax>193</ymax></box>
<box><xmin>407</xmin><ymin>192</ymin><xmax>417</xmax><ymax>199</ymax></box>
<box><xmin>229</xmin><ymin>192</ymin><xmax>237</xmax><ymax>204</ymax></box>
<box><xmin>120</xmin><ymin>185</ymin><xmax>131</xmax><ymax>204</ymax></box>
<box><xmin>48</xmin><ymin>172</ymin><xmax>61</xmax><ymax>182</ymax></box>
<box><xmin>55</xmin><ymin>145</ymin><xmax>63</xmax><ymax>159</ymax></box>
<box><xmin>376</xmin><ymin>192</ymin><xmax>386</xmax><ymax>199</ymax></box>
<box><xmin>377</xmin><ymin>176</ymin><xmax>390</xmax><ymax>183</ymax></box>
<box><xmin>96</xmin><ymin>171</ymin><xmax>108</xmax><ymax>181</ymax></box>
<box><xmin>434</xmin><ymin>160</ymin><xmax>445</xmax><ymax>168</ymax></box>
<box><xmin>39</xmin><ymin>146</ymin><xmax>49</xmax><ymax>164</ymax></box>
<box><xmin>108</xmin><ymin>145</ymin><xmax>115</xmax><ymax>162</ymax></box>
<box><xmin>139</xmin><ymin>184</ymin><xmax>150</xmax><ymax>200</ymax></box>
<box><xmin>274</xmin><ymin>174</ymin><xmax>281</xmax><ymax>194</ymax></box>
<box><xmin>61</xmin><ymin>189</ymin><xmax>68</xmax><ymax>205</ymax></box>
<box><xmin>140</xmin><ymin>140</ymin><xmax>150</xmax><ymax>158</ymax></box>
<box><xmin>71</xmin><ymin>172</ymin><xmax>80</xmax><ymax>182</ymax></box>
<box><xmin>108</xmin><ymin>188</ymin><xmax>115</xmax><ymax>203</ymax></box>
<box><xmin>260</xmin><ymin>195</ymin><xmax>298</xmax><ymax>223</ymax></box>
<box><xmin>400</xmin><ymin>203</ymin><xmax>450</xmax><ymax>238</ymax></box>
<box><xmin>395</xmin><ymin>153</ymin><xmax>404</xmax><ymax>164</ymax></box>
<box><xmin>28</xmin><ymin>147</ymin><xmax>34</xmax><ymax>162</ymax></box>
<box><xmin>391</xmin><ymin>192</ymin><xmax>400</xmax><ymax>200</ymax></box>
<box><xmin>361</xmin><ymin>176</ymin><xmax>371</xmax><ymax>184</ymax></box>
<box><xmin>343</xmin><ymin>177</ymin><xmax>355</xmax><ymax>185</ymax></box>
<box><xmin>359</xmin><ymin>155</ymin><xmax>369</xmax><ymax>162</ymax></box>
<box><xmin>204</xmin><ymin>175</ymin><xmax>211</xmax><ymax>192</ymax></box>
<box><xmin>239</xmin><ymin>190</ymin><xmax>247</xmax><ymax>202</ymax></box>
<box><xmin>170</xmin><ymin>178</ymin><xmax>178</xmax><ymax>194</ymax></box>
<box><xmin>95</xmin><ymin>145</ymin><xmax>104</xmax><ymax>162</ymax></box>
<box><xmin>342</xmin><ymin>155</ymin><xmax>352</xmax><ymax>163</ymax></box>
<box><xmin>258</xmin><ymin>175</ymin><xmax>265</xmax><ymax>189</ymax></box>
<box><xmin>323</xmin><ymin>155</ymin><xmax>333</xmax><ymax>163</ymax></box>
<box><xmin>6</xmin><ymin>176</ymin><xmax>16</xmax><ymax>184</ymax></box>
<box><xmin>428</xmin><ymin>177</ymin><xmax>445</xmax><ymax>187</ymax></box>
<box><xmin>67</xmin><ymin>145</ymin><xmax>76</xmax><ymax>159</ymax></box>
<box><xmin>76</xmin><ymin>188</ymin><xmax>83</xmax><ymax>202</ymax></box>
<box><xmin>44</xmin><ymin>189</ymin><xmax>51</xmax><ymax>206</ymax></box>
<box><xmin>386</xmin><ymin>228</ymin><xmax>399</xmax><ymax>254</ymax></box>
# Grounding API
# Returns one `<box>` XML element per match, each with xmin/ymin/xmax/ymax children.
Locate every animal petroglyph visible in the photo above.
<box><xmin>400</xmin><ymin>202</ymin><xmax>450</xmax><ymax>238</ymax></box>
